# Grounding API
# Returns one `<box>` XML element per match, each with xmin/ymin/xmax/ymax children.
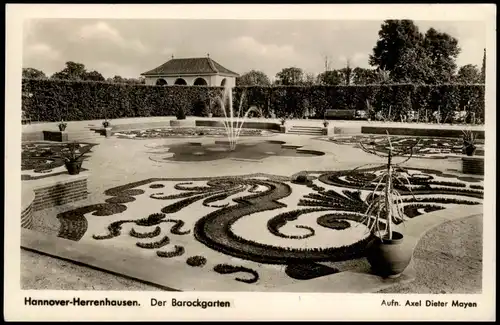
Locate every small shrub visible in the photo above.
<box><xmin>156</xmin><ymin>245</ymin><xmax>185</xmax><ymax>258</ymax></box>
<box><xmin>176</xmin><ymin>108</ymin><xmax>186</xmax><ymax>120</ymax></box>
<box><xmin>291</xmin><ymin>174</ymin><xmax>310</xmax><ymax>184</ymax></box>
<box><xmin>129</xmin><ymin>226</ymin><xmax>161</xmax><ymax>239</ymax></box>
<box><xmin>186</xmin><ymin>255</ymin><xmax>207</xmax><ymax>267</ymax></box>
<box><xmin>136</xmin><ymin>235</ymin><xmax>170</xmax><ymax>249</ymax></box>
<box><xmin>213</xmin><ymin>264</ymin><xmax>259</xmax><ymax>284</ymax></box>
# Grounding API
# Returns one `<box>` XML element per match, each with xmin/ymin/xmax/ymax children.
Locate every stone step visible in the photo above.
<box><xmin>290</xmin><ymin>128</ymin><xmax>323</xmax><ymax>132</ymax></box>
<box><xmin>289</xmin><ymin>127</ymin><xmax>324</xmax><ymax>131</ymax></box>
<box><xmin>287</xmin><ymin>130</ymin><xmax>324</xmax><ymax>136</ymax></box>
<box><xmin>289</xmin><ymin>126</ymin><xmax>325</xmax><ymax>130</ymax></box>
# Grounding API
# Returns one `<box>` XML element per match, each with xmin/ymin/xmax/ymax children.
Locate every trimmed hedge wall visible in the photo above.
<box><xmin>22</xmin><ymin>79</ymin><xmax>485</xmax><ymax>123</ymax></box>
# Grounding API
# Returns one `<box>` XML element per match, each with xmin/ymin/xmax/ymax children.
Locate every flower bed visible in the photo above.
<box><xmin>52</xmin><ymin>168</ymin><xmax>482</xmax><ymax>288</ymax></box>
<box><xmin>21</xmin><ymin>142</ymin><xmax>96</xmax><ymax>180</ymax></box>
<box><xmin>329</xmin><ymin>135</ymin><xmax>484</xmax><ymax>159</ymax></box>
<box><xmin>114</xmin><ymin>127</ymin><xmax>270</xmax><ymax>139</ymax></box>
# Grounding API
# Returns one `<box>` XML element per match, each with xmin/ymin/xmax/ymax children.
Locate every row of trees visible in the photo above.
<box><xmin>22</xmin><ymin>62</ymin><xmax>146</xmax><ymax>84</ymax></box>
<box><xmin>23</xmin><ymin>20</ymin><xmax>486</xmax><ymax>88</ymax></box>
<box><xmin>236</xmin><ymin>60</ymin><xmax>484</xmax><ymax>88</ymax></box>
<box><xmin>237</xmin><ymin>20</ymin><xmax>486</xmax><ymax>87</ymax></box>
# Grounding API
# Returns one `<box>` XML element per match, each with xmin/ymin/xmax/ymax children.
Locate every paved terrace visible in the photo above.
<box><xmin>22</xmin><ymin>116</ymin><xmax>485</xmax><ymax>133</ymax></box>
<box><xmin>20</xmin><ymin>117</ymin><xmax>485</xmax><ymax>292</ymax></box>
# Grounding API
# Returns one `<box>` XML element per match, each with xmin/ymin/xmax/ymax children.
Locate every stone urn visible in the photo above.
<box><xmin>365</xmin><ymin>231</ymin><xmax>413</xmax><ymax>278</ymax></box>
<box><xmin>104</xmin><ymin>127</ymin><xmax>113</xmax><ymax>138</ymax></box>
<box><xmin>64</xmin><ymin>160</ymin><xmax>83</xmax><ymax>175</ymax></box>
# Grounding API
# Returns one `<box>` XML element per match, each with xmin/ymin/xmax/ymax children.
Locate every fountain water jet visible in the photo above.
<box><xmin>216</xmin><ymin>84</ymin><xmax>262</xmax><ymax>151</ymax></box>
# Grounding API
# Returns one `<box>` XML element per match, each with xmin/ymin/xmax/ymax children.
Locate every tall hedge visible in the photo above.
<box><xmin>21</xmin><ymin>78</ymin><xmax>485</xmax><ymax>123</ymax></box>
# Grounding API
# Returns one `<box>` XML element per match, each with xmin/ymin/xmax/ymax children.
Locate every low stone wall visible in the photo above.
<box><xmin>361</xmin><ymin>126</ymin><xmax>485</xmax><ymax>139</ymax></box>
<box><xmin>30</xmin><ymin>174</ymin><xmax>89</xmax><ymax>212</ymax></box>
<box><xmin>196</xmin><ymin>120</ymin><xmax>281</xmax><ymax>131</ymax></box>
<box><xmin>21</xmin><ymin>188</ymin><xmax>35</xmax><ymax>230</ymax></box>
<box><xmin>22</xmin><ymin>132</ymin><xmax>44</xmax><ymax>142</ymax></box>
<box><xmin>462</xmin><ymin>156</ymin><xmax>485</xmax><ymax>175</ymax></box>
<box><xmin>170</xmin><ymin>120</ymin><xmax>196</xmax><ymax>127</ymax></box>
<box><xmin>111</xmin><ymin>121</ymin><xmax>174</xmax><ymax>132</ymax></box>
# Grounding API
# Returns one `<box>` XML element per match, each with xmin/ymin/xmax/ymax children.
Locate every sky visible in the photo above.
<box><xmin>22</xmin><ymin>19</ymin><xmax>487</xmax><ymax>80</ymax></box>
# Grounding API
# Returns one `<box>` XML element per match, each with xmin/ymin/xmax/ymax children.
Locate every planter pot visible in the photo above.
<box><xmin>462</xmin><ymin>156</ymin><xmax>484</xmax><ymax>175</ymax></box>
<box><xmin>58</xmin><ymin>125</ymin><xmax>67</xmax><ymax>132</ymax></box>
<box><xmin>279</xmin><ymin>125</ymin><xmax>287</xmax><ymax>133</ymax></box>
<box><xmin>464</xmin><ymin>145</ymin><xmax>477</xmax><ymax>156</ymax></box>
<box><xmin>43</xmin><ymin>131</ymin><xmax>68</xmax><ymax>142</ymax></box>
<box><xmin>365</xmin><ymin>231</ymin><xmax>413</xmax><ymax>278</ymax></box>
<box><xmin>64</xmin><ymin>161</ymin><xmax>83</xmax><ymax>175</ymax></box>
<box><xmin>104</xmin><ymin>127</ymin><xmax>112</xmax><ymax>138</ymax></box>
<box><xmin>208</xmin><ymin>113</ymin><xmax>213</xmax><ymax>118</ymax></box>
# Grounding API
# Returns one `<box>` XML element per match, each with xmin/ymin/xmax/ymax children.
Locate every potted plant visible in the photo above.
<box><xmin>176</xmin><ymin>108</ymin><xmax>186</xmax><ymax>120</ymax></box>
<box><xmin>102</xmin><ymin>119</ymin><xmax>112</xmax><ymax>137</ymax></box>
<box><xmin>102</xmin><ymin>119</ymin><xmax>111</xmax><ymax>128</ymax></box>
<box><xmin>322</xmin><ymin>120</ymin><xmax>330</xmax><ymax>135</ymax></box>
<box><xmin>358</xmin><ymin>132</ymin><xmax>420</xmax><ymax>278</ymax></box>
<box><xmin>58</xmin><ymin>120</ymin><xmax>67</xmax><ymax>132</ymax></box>
<box><xmin>279</xmin><ymin>117</ymin><xmax>287</xmax><ymax>133</ymax></box>
<box><xmin>59</xmin><ymin>142</ymin><xmax>92</xmax><ymax>175</ymax></box>
<box><xmin>462</xmin><ymin>129</ymin><xmax>477</xmax><ymax>156</ymax></box>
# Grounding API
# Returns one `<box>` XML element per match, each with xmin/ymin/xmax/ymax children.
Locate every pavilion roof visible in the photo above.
<box><xmin>141</xmin><ymin>57</ymin><xmax>239</xmax><ymax>77</ymax></box>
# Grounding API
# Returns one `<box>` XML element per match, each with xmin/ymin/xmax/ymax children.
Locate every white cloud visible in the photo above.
<box><xmin>79</xmin><ymin>21</ymin><xmax>122</xmax><ymax>42</ymax></box>
<box><xmin>78</xmin><ymin>21</ymin><xmax>150</xmax><ymax>54</ymax></box>
<box><xmin>230</xmin><ymin>36</ymin><xmax>298</xmax><ymax>59</ymax></box>
<box><xmin>24</xmin><ymin>43</ymin><xmax>61</xmax><ymax>60</ymax></box>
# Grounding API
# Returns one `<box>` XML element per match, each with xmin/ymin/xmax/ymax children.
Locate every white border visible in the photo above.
<box><xmin>5</xmin><ymin>4</ymin><xmax>496</xmax><ymax>321</ymax></box>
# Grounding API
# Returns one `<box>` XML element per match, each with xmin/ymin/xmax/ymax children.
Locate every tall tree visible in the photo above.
<box><xmin>85</xmin><ymin>70</ymin><xmax>105</xmax><ymax>82</ymax></box>
<box><xmin>109</xmin><ymin>75</ymin><xmax>126</xmax><ymax>83</ymax></box>
<box><xmin>22</xmin><ymin>67</ymin><xmax>47</xmax><ymax>79</ymax></box>
<box><xmin>317</xmin><ymin>70</ymin><xmax>342</xmax><ymax>85</ymax></box>
<box><xmin>456</xmin><ymin>64</ymin><xmax>482</xmax><ymax>84</ymax></box>
<box><xmin>423</xmin><ymin>27</ymin><xmax>461</xmax><ymax>83</ymax></box>
<box><xmin>51</xmin><ymin>61</ymin><xmax>87</xmax><ymax>80</ymax></box>
<box><xmin>369</xmin><ymin>20</ymin><xmax>424</xmax><ymax>78</ymax></box>
<box><xmin>338</xmin><ymin>60</ymin><xmax>354</xmax><ymax>85</ymax></box>
<box><xmin>481</xmin><ymin>48</ymin><xmax>486</xmax><ymax>83</ymax></box>
<box><xmin>392</xmin><ymin>46</ymin><xmax>434</xmax><ymax>84</ymax></box>
<box><xmin>236</xmin><ymin>70</ymin><xmax>271</xmax><ymax>86</ymax></box>
<box><xmin>302</xmin><ymin>72</ymin><xmax>317</xmax><ymax>85</ymax></box>
<box><xmin>275</xmin><ymin>67</ymin><xmax>304</xmax><ymax>85</ymax></box>
<box><xmin>352</xmin><ymin>67</ymin><xmax>378</xmax><ymax>85</ymax></box>
<box><xmin>375</xmin><ymin>69</ymin><xmax>392</xmax><ymax>84</ymax></box>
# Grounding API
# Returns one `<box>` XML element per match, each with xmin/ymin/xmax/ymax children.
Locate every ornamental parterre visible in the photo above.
<box><xmin>329</xmin><ymin>135</ymin><xmax>485</xmax><ymax>159</ymax></box>
<box><xmin>56</xmin><ymin>169</ymin><xmax>483</xmax><ymax>283</ymax></box>
<box><xmin>114</xmin><ymin>127</ymin><xmax>268</xmax><ymax>139</ymax></box>
<box><xmin>21</xmin><ymin>141</ymin><xmax>97</xmax><ymax>180</ymax></box>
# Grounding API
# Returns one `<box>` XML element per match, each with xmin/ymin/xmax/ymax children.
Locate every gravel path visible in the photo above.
<box><xmin>377</xmin><ymin>214</ymin><xmax>482</xmax><ymax>294</ymax></box>
<box><xmin>21</xmin><ymin>214</ymin><xmax>482</xmax><ymax>293</ymax></box>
